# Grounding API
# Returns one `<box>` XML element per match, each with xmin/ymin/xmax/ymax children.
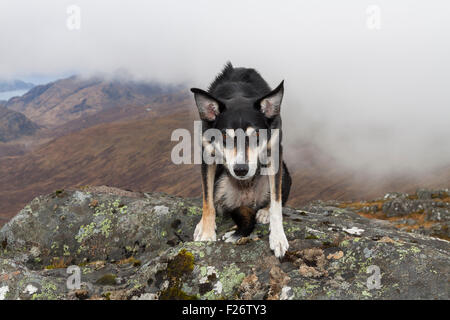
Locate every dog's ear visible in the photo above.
<box><xmin>190</xmin><ymin>88</ymin><xmax>223</xmax><ymax>122</ymax></box>
<box><xmin>256</xmin><ymin>81</ymin><xmax>284</xmax><ymax>118</ymax></box>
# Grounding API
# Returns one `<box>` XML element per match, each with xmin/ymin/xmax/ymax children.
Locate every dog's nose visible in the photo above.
<box><xmin>233</xmin><ymin>164</ymin><xmax>249</xmax><ymax>177</ymax></box>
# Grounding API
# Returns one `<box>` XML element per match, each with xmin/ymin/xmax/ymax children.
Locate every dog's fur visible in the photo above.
<box><xmin>190</xmin><ymin>62</ymin><xmax>291</xmax><ymax>257</ymax></box>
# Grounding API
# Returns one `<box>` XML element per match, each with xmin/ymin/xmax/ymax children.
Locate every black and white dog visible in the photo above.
<box><xmin>190</xmin><ymin>62</ymin><xmax>291</xmax><ymax>257</ymax></box>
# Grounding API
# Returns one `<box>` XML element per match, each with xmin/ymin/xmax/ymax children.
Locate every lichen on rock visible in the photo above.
<box><xmin>0</xmin><ymin>187</ymin><xmax>449</xmax><ymax>300</ymax></box>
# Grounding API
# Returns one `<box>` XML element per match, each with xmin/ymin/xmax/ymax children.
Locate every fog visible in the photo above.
<box><xmin>1</xmin><ymin>0</ymin><xmax>449</xmax><ymax>174</ymax></box>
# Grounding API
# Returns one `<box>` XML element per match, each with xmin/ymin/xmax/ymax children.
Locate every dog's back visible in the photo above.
<box><xmin>208</xmin><ymin>62</ymin><xmax>272</xmax><ymax>100</ymax></box>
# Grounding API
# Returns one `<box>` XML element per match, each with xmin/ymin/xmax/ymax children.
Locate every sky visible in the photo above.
<box><xmin>1</xmin><ymin>0</ymin><xmax>449</xmax><ymax>174</ymax></box>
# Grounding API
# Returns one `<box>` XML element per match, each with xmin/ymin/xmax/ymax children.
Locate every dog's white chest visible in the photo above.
<box><xmin>214</xmin><ymin>174</ymin><xmax>270</xmax><ymax>210</ymax></box>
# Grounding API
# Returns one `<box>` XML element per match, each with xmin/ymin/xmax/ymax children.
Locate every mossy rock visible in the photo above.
<box><xmin>0</xmin><ymin>188</ymin><xmax>449</xmax><ymax>300</ymax></box>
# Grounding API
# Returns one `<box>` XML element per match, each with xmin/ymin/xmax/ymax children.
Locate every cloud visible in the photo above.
<box><xmin>1</xmin><ymin>0</ymin><xmax>449</xmax><ymax>174</ymax></box>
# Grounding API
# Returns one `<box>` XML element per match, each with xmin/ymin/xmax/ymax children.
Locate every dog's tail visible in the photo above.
<box><xmin>229</xmin><ymin>206</ymin><xmax>256</xmax><ymax>237</ymax></box>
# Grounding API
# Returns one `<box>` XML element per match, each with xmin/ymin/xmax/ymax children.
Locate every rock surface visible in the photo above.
<box><xmin>334</xmin><ymin>189</ymin><xmax>450</xmax><ymax>240</ymax></box>
<box><xmin>0</xmin><ymin>186</ymin><xmax>449</xmax><ymax>300</ymax></box>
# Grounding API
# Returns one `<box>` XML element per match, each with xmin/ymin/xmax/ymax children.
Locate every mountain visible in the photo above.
<box><xmin>0</xmin><ymin>79</ymin><xmax>34</xmax><ymax>93</ymax></box>
<box><xmin>0</xmin><ymin>76</ymin><xmax>448</xmax><ymax>227</ymax></box>
<box><xmin>1</xmin><ymin>92</ymin><xmax>449</xmax><ymax>225</ymax></box>
<box><xmin>0</xmin><ymin>188</ymin><xmax>448</xmax><ymax>300</ymax></box>
<box><xmin>0</xmin><ymin>105</ymin><xmax>40</xmax><ymax>142</ymax></box>
<box><xmin>5</xmin><ymin>75</ymin><xmax>181</xmax><ymax>127</ymax></box>
<box><xmin>0</xmin><ymin>96</ymin><xmax>196</xmax><ymax>223</ymax></box>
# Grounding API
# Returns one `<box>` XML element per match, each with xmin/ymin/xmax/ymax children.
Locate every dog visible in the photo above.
<box><xmin>190</xmin><ymin>62</ymin><xmax>291</xmax><ymax>258</ymax></box>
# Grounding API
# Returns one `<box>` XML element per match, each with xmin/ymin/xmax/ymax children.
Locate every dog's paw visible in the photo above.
<box><xmin>193</xmin><ymin>219</ymin><xmax>217</xmax><ymax>241</ymax></box>
<box><xmin>222</xmin><ymin>231</ymin><xmax>241</xmax><ymax>243</ymax></box>
<box><xmin>256</xmin><ymin>208</ymin><xmax>270</xmax><ymax>224</ymax></box>
<box><xmin>269</xmin><ymin>228</ymin><xmax>289</xmax><ymax>258</ymax></box>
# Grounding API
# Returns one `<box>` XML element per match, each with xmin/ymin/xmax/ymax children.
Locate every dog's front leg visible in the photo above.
<box><xmin>194</xmin><ymin>163</ymin><xmax>217</xmax><ymax>241</ymax></box>
<box><xmin>268</xmin><ymin>160</ymin><xmax>289</xmax><ymax>258</ymax></box>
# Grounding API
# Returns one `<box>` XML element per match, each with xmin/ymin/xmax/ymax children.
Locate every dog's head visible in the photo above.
<box><xmin>191</xmin><ymin>81</ymin><xmax>284</xmax><ymax>180</ymax></box>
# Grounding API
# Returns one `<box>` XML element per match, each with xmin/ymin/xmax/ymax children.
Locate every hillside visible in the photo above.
<box><xmin>0</xmin><ymin>106</ymin><xmax>40</xmax><ymax>142</ymax></box>
<box><xmin>5</xmin><ymin>76</ymin><xmax>181</xmax><ymax>127</ymax></box>
<box><xmin>1</xmin><ymin>93</ymin><xmax>449</xmax><ymax>225</ymax></box>
<box><xmin>0</xmin><ymin>76</ymin><xmax>449</xmax><ymax>227</ymax></box>
<box><xmin>0</xmin><ymin>98</ymin><xmax>198</xmax><ymax>223</ymax></box>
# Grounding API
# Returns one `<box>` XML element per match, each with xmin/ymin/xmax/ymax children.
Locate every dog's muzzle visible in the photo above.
<box><xmin>233</xmin><ymin>164</ymin><xmax>249</xmax><ymax>177</ymax></box>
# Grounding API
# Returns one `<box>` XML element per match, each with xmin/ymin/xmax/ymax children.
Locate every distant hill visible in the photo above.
<box><xmin>0</xmin><ymin>97</ymin><xmax>197</xmax><ymax>223</ymax></box>
<box><xmin>1</xmin><ymin>93</ymin><xmax>448</xmax><ymax>224</ymax></box>
<box><xmin>0</xmin><ymin>76</ymin><xmax>448</xmax><ymax>226</ymax></box>
<box><xmin>0</xmin><ymin>79</ymin><xmax>34</xmax><ymax>93</ymax></box>
<box><xmin>5</xmin><ymin>75</ymin><xmax>182</xmax><ymax>127</ymax></box>
<box><xmin>0</xmin><ymin>106</ymin><xmax>40</xmax><ymax>142</ymax></box>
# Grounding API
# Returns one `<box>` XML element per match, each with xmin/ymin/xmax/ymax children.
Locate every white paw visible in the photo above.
<box><xmin>222</xmin><ymin>231</ymin><xmax>240</xmax><ymax>243</ymax></box>
<box><xmin>256</xmin><ymin>208</ymin><xmax>270</xmax><ymax>224</ymax></box>
<box><xmin>193</xmin><ymin>219</ymin><xmax>216</xmax><ymax>241</ymax></box>
<box><xmin>269</xmin><ymin>227</ymin><xmax>289</xmax><ymax>258</ymax></box>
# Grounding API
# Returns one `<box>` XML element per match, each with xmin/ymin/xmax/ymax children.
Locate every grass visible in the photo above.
<box><xmin>45</xmin><ymin>257</ymin><xmax>69</xmax><ymax>270</ymax></box>
<box><xmin>339</xmin><ymin>195</ymin><xmax>449</xmax><ymax>240</ymax></box>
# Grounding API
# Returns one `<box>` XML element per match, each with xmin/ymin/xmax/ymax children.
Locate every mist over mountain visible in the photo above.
<box><xmin>0</xmin><ymin>79</ymin><xmax>35</xmax><ymax>101</ymax></box>
<box><xmin>5</xmin><ymin>75</ymin><xmax>182</xmax><ymax>128</ymax></box>
<box><xmin>0</xmin><ymin>1</ymin><xmax>448</xmax><ymax>244</ymax></box>
<box><xmin>0</xmin><ymin>2</ymin><xmax>448</xmax><ymax>303</ymax></box>
<box><xmin>2</xmin><ymin>0</ymin><xmax>449</xmax><ymax>176</ymax></box>
<box><xmin>0</xmin><ymin>79</ymin><xmax>34</xmax><ymax>93</ymax></box>
<box><xmin>0</xmin><ymin>74</ymin><xmax>448</xmax><ymax>226</ymax></box>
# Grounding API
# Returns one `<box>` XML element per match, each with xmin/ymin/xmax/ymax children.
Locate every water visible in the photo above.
<box><xmin>0</xmin><ymin>89</ymin><xmax>28</xmax><ymax>101</ymax></box>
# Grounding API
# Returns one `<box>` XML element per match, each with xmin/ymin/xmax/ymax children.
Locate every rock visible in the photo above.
<box><xmin>382</xmin><ymin>199</ymin><xmax>419</xmax><ymax>217</ymax></box>
<box><xmin>383</xmin><ymin>192</ymin><xmax>409</xmax><ymax>201</ymax></box>
<box><xmin>267</xmin><ymin>266</ymin><xmax>290</xmax><ymax>300</ymax></box>
<box><xmin>361</xmin><ymin>205</ymin><xmax>379</xmax><ymax>214</ymax></box>
<box><xmin>238</xmin><ymin>273</ymin><xmax>263</xmax><ymax>300</ymax></box>
<box><xmin>70</xmin><ymin>289</ymin><xmax>89</xmax><ymax>300</ymax></box>
<box><xmin>417</xmin><ymin>189</ymin><xmax>433</xmax><ymax>200</ymax></box>
<box><xmin>334</xmin><ymin>189</ymin><xmax>449</xmax><ymax>240</ymax></box>
<box><xmin>428</xmin><ymin>208</ymin><xmax>450</xmax><ymax>222</ymax></box>
<box><xmin>0</xmin><ymin>187</ymin><xmax>449</xmax><ymax>300</ymax></box>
